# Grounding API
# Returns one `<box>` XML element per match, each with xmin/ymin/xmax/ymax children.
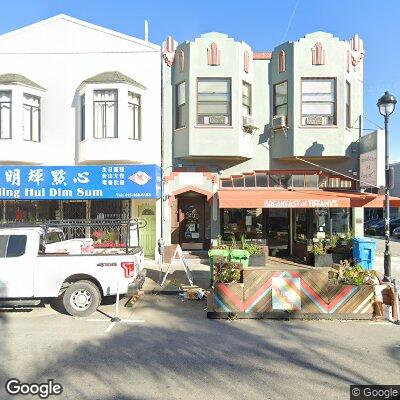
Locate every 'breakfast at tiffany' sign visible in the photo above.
<box><xmin>0</xmin><ymin>165</ymin><xmax>161</xmax><ymax>200</ymax></box>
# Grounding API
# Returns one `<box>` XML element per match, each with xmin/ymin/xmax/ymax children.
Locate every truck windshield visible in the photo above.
<box><xmin>0</xmin><ymin>235</ymin><xmax>27</xmax><ymax>258</ymax></box>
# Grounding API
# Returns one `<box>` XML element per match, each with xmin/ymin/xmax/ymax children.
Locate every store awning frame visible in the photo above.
<box><xmin>218</xmin><ymin>188</ymin><xmax>400</xmax><ymax>209</ymax></box>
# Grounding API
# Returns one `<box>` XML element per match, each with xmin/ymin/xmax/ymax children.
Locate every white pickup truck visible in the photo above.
<box><xmin>0</xmin><ymin>227</ymin><xmax>146</xmax><ymax>317</ymax></box>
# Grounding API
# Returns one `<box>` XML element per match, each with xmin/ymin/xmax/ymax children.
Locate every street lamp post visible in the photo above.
<box><xmin>377</xmin><ymin>91</ymin><xmax>397</xmax><ymax>280</ymax></box>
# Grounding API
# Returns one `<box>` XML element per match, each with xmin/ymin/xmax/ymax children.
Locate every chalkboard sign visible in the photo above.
<box><xmin>160</xmin><ymin>245</ymin><xmax>194</xmax><ymax>287</ymax></box>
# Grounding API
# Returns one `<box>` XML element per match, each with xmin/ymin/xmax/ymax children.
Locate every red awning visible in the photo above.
<box><xmin>218</xmin><ymin>189</ymin><xmax>400</xmax><ymax>209</ymax></box>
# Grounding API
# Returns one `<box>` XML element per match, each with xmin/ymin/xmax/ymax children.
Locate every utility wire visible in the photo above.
<box><xmin>294</xmin><ymin>156</ymin><xmax>380</xmax><ymax>189</ymax></box>
<box><xmin>0</xmin><ymin>50</ymin><xmax>159</xmax><ymax>55</ymax></box>
<box><xmin>281</xmin><ymin>0</ymin><xmax>300</xmax><ymax>42</ymax></box>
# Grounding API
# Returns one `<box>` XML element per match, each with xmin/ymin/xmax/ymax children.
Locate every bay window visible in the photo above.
<box><xmin>301</xmin><ymin>78</ymin><xmax>336</xmax><ymax>125</ymax></box>
<box><xmin>0</xmin><ymin>91</ymin><xmax>11</xmax><ymax>139</ymax></box>
<box><xmin>23</xmin><ymin>94</ymin><xmax>40</xmax><ymax>142</ymax></box>
<box><xmin>175</xmin><ymin>81</ymin><xmax>186</xmax><ymax>129</ymax></box>
<box><xmin>242</xmin><ymin>82</ymin><xmax>251</xmax><ymax>116</ymax></box>
<box><xmin>94</xmin><ymin>90</ymin><xmax>117</xmax><ymax>138</ymax></box>
<box><xmin>197</xmin><ymin>78</ymin><xmax>231</xmax><ymax>125</ymax></box>
<box><xmin>273</xmin><ymin>81</ymin><xmax>288</xmax><ymax>119</ymax></box>
<box><xmin>128</xmin><ymin>92</ymin><xmax>141</xmax><ymax>140</ymax></box>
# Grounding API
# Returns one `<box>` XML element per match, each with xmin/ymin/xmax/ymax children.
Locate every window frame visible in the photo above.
<box><xmin>300</xmin><ymin>77</ymin><xmax>337</xmax><ymax>127</ymax></box>
<box><xmin>196</xmin><ymin>77</ymin><xmax>232</xmax><ymax>126</ymax></box>
<box><xmin>23</xmin><ymin>93</ymin><xmax>41</xmax><ymax>142</ymax></box>
<box><xmin>346</xmin><ymin>80</ymin><xmax>351</xmax><ymax>129</ymax></box>
<box><xmin>175</xmin><ymin>81</ymin><xmax>186</xmax><ymax>130</ymax></box>
<box><xmin>128</xmin><ymin>91</ymin><xmax>141</xmax><ymax>140</ymax></box>
<box><xmin>273</xmin><ymin>80</ymin><xmax>288</xmax><ymax>122</ymax></box>
<box><xmin>93</xmin><ymin>89</ymin><xmax>118</xmax><ymax>139</ymax></box>
<box><xmin>0</xmin><ymin>90</ymin><xmax>12</xmax><ymax>140</ymax></box>
<box><xmin>242</xmin><ymin>81</ymin><xmax>252</xmax><ymax>116</ymax></box>
<box><xmin>80</xmin><ymin>94</ymin><xmax>85</xmax><ymax>141</ymax></box>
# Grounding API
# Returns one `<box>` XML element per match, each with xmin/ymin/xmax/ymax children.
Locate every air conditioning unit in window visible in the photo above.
<box><xmin>305</xmin><ymin>115</ymin><xmax>329</xmax><ymax>125</ymax></box>
<box><xmin>272</xmin><ymin>115</ymin><xmax>287</xmax><ymax>130</ymax></box>
<box><xmin>203</xmin><ymin>116</ymin><xmax>229</xmax><ymax>125</ymax></box>
<box><xmin>242</xmin><ymin>116</ymin><xmax>256</xmax><ymax>128</ymax></box>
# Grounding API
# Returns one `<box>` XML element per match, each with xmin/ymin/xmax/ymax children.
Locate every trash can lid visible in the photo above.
<box><xmin>353</xmin><ymin>237</ymin><xmax>376</xmax><ymax>243</ymax></box>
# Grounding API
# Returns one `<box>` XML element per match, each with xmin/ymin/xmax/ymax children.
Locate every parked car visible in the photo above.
<box><xmin>0</xmin><ymin>227</ymin><xmax>145</xmax><ymax>317</ymax></box>
<box><xmin>393</xmin><ymin>226</ymin><xmax>400</xmax><ymax>239</ymax></box>
<box><xmin>366</xmin><ymin>218</ymin><xmax>400</xmax><ymax>236</ymax></box>
<box><xmin>364</xmin><ymin>218</ymin><xmax>383</xmax><ymax>232</ymax></box>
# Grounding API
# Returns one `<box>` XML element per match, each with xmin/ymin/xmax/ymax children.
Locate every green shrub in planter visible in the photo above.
<box><xmin>215</xmin><ymin>262</ymin><xmax>242</xmax><ymax>284</ymax></box>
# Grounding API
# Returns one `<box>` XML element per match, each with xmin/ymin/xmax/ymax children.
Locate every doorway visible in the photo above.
<box><xmin>138</xmin><ymin>205</ymin><xmax>156</xmax><ymax>258</ymax></box>
<box><xmin>178</xmin><ymin>192</ymin><xmax>206</xmax><ymax>250</ymax></box>
<box><xmin>267</xmin><ymin>209</ymin><xmax>289</xmax><ymax>256</ymax></box>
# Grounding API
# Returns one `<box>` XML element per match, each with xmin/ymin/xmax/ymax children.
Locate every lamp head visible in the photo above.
<box><xmin>377</xmin><ymin>91</ymin><xmax>397</xmax><ymax>117</ymax></box>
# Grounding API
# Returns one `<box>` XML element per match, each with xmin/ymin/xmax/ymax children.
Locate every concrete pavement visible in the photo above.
<box><xmin>0</xmin><ymin>293</ymin><xmax>399</xmax><ymax>400</ymax></box>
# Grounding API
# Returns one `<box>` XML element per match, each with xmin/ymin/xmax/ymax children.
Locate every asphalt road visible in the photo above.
<box><xmin>0</xmin><ymin>294</ymin><xmax>399</xmax><ymax>400</ymax></box>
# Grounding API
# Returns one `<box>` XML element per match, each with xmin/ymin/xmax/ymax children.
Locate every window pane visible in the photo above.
<box><xmin>6</xmin><ymin>235</ymin><xmax>27</xmax><ymax>257</ymax></box>
<box><xmin>313</xmin><ymin>209</ymin><xmax>330</xmax><ymax>240</ymax></box>
<box><xmin>0</xmin><ymin>91</ymin><xmax>11</xmax><ymax>102</ymax></box>
<box><xmin>292</xmin><ymin>175</ymin><xmax>305</xmax><ymax>187</ymax></box>
<box><xmin>198</xmin><ymin>93</ymin><xmax>230</xmax><ymax>102</ymax></box>
<box><xmin>94</xmin><ymin>90</ymin><xmax>117</xmax><ymax>101</ymax></box>
<box><xmin>32</xmin><ymin>107</ymin><xmax>40</xmax><ymax>142</ymax></box>
<box><xmin>0</xmin><ymin>103</ymin><xmax>11</xmax><ymax>139</ymax></box>
<box><xmin>177</xmin><ymin>82</ymin><xmax>185</xmax><ymax>105</ymax></box>
<box><xmin>302</xmin><ymin>80</ymin><xmax>333</xmax><ymax>94</ymax></box>
<box><xmin>80</xmin><ymin>95</ymin><xmax>85</xmax><ymax>141</ymax></box>
<box><xmin>294</xmin><ymin>209</ymin><xmax>307</xmax><ymax>243</ymax></box>
<box><xmin>275</xmin><ymin>104</ymin><xmax>287</xmax><ymax>117</ymax></box>
<box><xmin>105</xmin><ymin>102</ymin><xmax>116</xmax><ymax>138</ymax></box>
<box><xmin>305</xmin><ymin>175</ymin><xmax>318</xmax><ymax>187</ymax></box>
<box><xmin>274</xmin><ymin>82</ymin><xmax>288</xmax><ymax>106</ymax></box>
<box><xmin>331</xmin><ymin>208</ymin><xmax>350</xmax><ymax>236</ymax></box>
<box><xmin>94</xmin><ymin>103</ymin><xmax>104</xmax><ymax>138</ymax></box>
<box><xmin>198</xmin><ymin>79</ymin><xmax>229</xmax><ymax>93</ymax></box>
<box><xmin>302</xmin><ymin>103</ymin><xmax>333</xmax><ymax>115</ymax></box>
<box><xmin>23</xmin><ymin>94</ymin><xmax>40</xmax><ymax>107</ymax></box>
<box><xmin>198</xmin><ymin>102</ymin><xmax>229</xmax><ymax>114</ymax></box>
<box><xmin>197</xmin><ymin>79</ymin><xmax>231</xmax><ymax>125</ymax></box>
<box><xmin>302</xmin><ymin>93</ymin><xmax>333</xmax><ymax>102</ymax></box>
<box><xmin>23</xmin><ymin>105</ymin><xmax>32</xmax><ymax>140</ymax></box>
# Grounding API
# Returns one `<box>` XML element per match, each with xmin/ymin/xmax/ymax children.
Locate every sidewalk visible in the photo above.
<box><xmin>143</xmin><ymin>258</ymin><xmax>211</xmax><ymax>292</ymax></box>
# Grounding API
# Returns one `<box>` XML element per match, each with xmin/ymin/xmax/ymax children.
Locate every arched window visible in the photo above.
<box><xmin>278</xmin><ymin>50</ymin><xmax>286</xmax><ymax>73</ymax></box>
<box><xmin>207</xmin><ymin>43</ymin><xmax>220</xmax><ymax>66</ymax></box>
<box><xmin>178</xmin><ymin>50</ymin><xmax>185</xmax><ymax>72</ymax></box>
<box><xmin>312</xmin><ymin>42</ymin><xmax>325</xmax><ymax>65</ymax></box>
<box><xmin>244</xmin><ymin>51</ymin><xmax>250</xmax><ymax>73</ymax></box>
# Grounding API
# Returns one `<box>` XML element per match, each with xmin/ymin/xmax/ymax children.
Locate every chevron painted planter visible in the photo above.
<box><xmin>208</xmin><ymin>269</ymin><xmax>375</xmax><ymax>319</ymax></box>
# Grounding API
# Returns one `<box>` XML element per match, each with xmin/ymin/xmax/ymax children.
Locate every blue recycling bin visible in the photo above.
<box><xmin>352</xmin><ymin>237</ymin><xmax>376</xmax><ymax>270</ymax></box>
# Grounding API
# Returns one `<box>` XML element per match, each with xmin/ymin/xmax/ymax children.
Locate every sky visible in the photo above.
<box><xmin>1</xmin><ymin>0</ymin><xmax>399</xmax><ymax>162</ymax></box>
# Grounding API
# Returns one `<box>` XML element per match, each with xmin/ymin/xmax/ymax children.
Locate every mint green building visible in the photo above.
<box><xmin>161</xmin><ymin>31</ymin><xmax>373</xmax><ymax>262</ymax></box>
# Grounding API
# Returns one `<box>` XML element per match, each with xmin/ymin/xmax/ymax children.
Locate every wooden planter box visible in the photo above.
<box><xmin>208</xmin><ymin>268</ymin><xmax>375</xmax><ymax>320</ymax></box>
<box><xmin>248</xmin><ymin>254</ymin><xmax>266</xmax><ymax>267</ymax></box>
<box><xmin>332</xmin><ymin>252</ymin><xmax>352</xmax><ymax>264</ymax></box>
<box><xmin>313</xmin><ymin>253</ymin><xmax>334</xmax><ymax>267</ymax></box>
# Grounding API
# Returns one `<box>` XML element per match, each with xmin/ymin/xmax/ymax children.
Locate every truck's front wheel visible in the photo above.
<box><xmin>62</xmin><ymin>280</ymin><xmax>101</xmax><ymax>317</ymax></box>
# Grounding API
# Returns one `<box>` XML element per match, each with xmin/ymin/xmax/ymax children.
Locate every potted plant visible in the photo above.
<box><xmin>311</xmin><ymin>241</ymin><xmax>333</xmax><ymax>267</ymax></box>
<box><xmin>215</xmin><ymin>261</ymin><xmax>242</xmax><ymax>284</ymax></box>
<box><xmin>240</xmin><ymin>235</ymin><xmax>265</xmax><ymax>266</ymax></box>
<box><xmin>331</xmin><ymin>234</ymin><xmax>353</xmax><ymax>264</ymax></box>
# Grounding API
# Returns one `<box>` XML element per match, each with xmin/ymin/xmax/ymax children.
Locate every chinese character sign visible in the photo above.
<box><xmin>0</xmin><ymin>165</ymin><xmax>161</xmax><ymax>200</ymax></box>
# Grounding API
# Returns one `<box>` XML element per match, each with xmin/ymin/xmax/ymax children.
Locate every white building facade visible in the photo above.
<box><xmin>0</xmin><ymin>15</ymin><xmax>161</xmax><ymax>257</ymax></box>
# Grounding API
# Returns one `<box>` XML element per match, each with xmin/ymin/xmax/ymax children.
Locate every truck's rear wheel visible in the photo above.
<box><xmin>62</xmin><ymin>280</ymin><xmax>101</xmax><ymax>317</ymax></box>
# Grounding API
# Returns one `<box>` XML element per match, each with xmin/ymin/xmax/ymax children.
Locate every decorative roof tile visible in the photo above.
<box><xmin>83</xmin><ymin>71</ymin><xmax>146</xmax><ymax>89</ymax></box>
<box><xmin>0</xmin><ymin>73</ymin><xmax>45</xmax><ymax>90</ymax></box>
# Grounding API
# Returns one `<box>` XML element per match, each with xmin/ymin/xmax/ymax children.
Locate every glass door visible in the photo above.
<box><xmin>267</xmin><ymin>209</ymin><xmax>289</xmax><ymax>256</ymax></box>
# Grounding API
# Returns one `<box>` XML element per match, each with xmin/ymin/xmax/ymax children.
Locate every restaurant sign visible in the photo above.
<box><xmin>265</xmin><ymin>199</ymin><xmax>342</xmax><ymax>208</ymax></box>
<box><xmin>0</xmin><ymin>164</ymin><xmax>161</xmax><ymax>200</ymax></box>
